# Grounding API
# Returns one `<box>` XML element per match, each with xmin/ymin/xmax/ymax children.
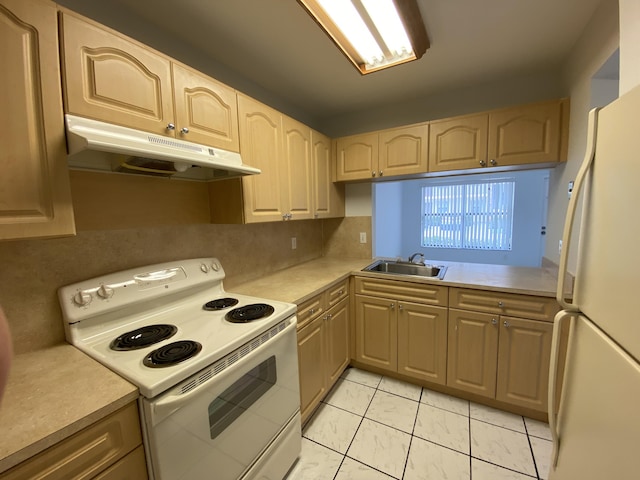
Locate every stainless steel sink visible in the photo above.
<box><xmin>363</xmin><ymin>260</ymin><xmax>447</xmax><ymax>280</ymax></box>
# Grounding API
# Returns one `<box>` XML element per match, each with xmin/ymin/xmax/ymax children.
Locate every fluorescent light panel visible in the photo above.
<box><xmin>299</xmin><ymin>0</ymin><xmax>428</xmax><ymax>74</ymax></box>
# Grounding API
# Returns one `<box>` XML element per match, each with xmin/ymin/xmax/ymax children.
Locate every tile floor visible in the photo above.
<box><xmin>286</xmin><ymin>367</ymin><xmax>553</xmax><ymax>480</ymax></box>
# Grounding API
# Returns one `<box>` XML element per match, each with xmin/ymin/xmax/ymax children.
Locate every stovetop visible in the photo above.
<box><xmin>58</xmin><ymin>258</ymin><xmax>297</xmax><ymax>398</ymax></box>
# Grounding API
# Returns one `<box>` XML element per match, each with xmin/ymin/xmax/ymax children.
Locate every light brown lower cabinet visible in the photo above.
<box><xmin>0</xmin><ymin>402</ymin><xmax>147</xmax><ymax>480</ymax></box>
<box><xmin>297</xmin><ymin>281</ymin><xmax>350</xmax><ymax>424</ymax></box>
<box><xmin>354</xmin><ymin>276</ymin><xmax>449</xmax><ymax>385</ymax></box>
<box><xmin>447</xmin><ymin>308</ymin><xmax>554</xmax><ymax>412</ymax></box>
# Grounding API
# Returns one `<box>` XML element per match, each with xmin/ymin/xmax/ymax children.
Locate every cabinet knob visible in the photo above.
<box><xmin>490</xmin><ymin>159</ymin><xmax>497</xmax><ymax>166</ymax></box>
<box><xmin>372</xmin><ymin>171</ymin><xmax>376</xmax><ymax>177</ymax></box>
<box><xmin>479</xmin><ymin>159</ymin><xmax>486</xmax><ymax>167</ymax></box>
<box><xmin>491</xmin><ymin>318</ymin><xmax>498</xmax><ymax>325</ymax></box>
<box><xmin>498</xmin><ymin>301</ymin><xmax>504</xmax><ymax>308</ymax></box>
<box><xmin>166</xmin><ymin>123</ymin><xmax>176</xmax><ymax>131</ymax></box>
<box><xmin>503</xmin><ymin>320</ymin><xmax>510</xmax><ymax>328</ymax></box>
<box><xmin>180</xmin><ymin>127</ymin><xmax>189</xmax><ymax>134</ymax></box>
<box><xmin>309</xmin><ymin>308</ymin><xmax>315</xmax><ymax>315</ymax></box>
<box><xmin>327</xmin><ymin>313</ymin><xmax>332</xmax><ymax>320</ymax></box>
<box><xmin>398</xmin><ymin>304</ymin><xmax>403</xmax><ymax>311</ymax></box>
<box><xmin>390</xmin><ymin>303</ymin><xmax>395</xmax><ymax>309</ymax></box>
<box><xmin>379</xmin><ymin>170</ymin><xmax>383</xmax><ymax>177</ymax></box>
<box><xmin>339</xmin><ymin>289</ymin><xmax>344</xmax><ymax>295</ymax></box>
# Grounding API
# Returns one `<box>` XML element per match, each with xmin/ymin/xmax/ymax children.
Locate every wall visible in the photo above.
<box><xmin>373</xmin><ymin>169</ymin><xmax>550</xmax><ymax>266</ymax></box>
<box><xmin>0</xmin><ymin>218</ymin><xmax>370</xmax><ymax>355</ymax></box>
<box><xmin>544</xmin><ymin>0</ymin><xmax>619</xmax><ymax>274</ymax></box>
<box><xmin>619</xmin><ymin>0</ymin><xmax>640</xmax><ymax>94</ymax></box>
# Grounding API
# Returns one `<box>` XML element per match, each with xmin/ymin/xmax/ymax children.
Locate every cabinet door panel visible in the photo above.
<box><xmin>398</xmin><ymin>303</ymin><xmax>447</xmax><ymax>384</ymax></box>
<box><xmin>335</xmin><ymin>133</ymin><xmax>378</xmax><ymax>181</ymax></box>
<box><xmin>283</xmin><ymin>116</ymin><xmax>313</xmax><ymax>219</ymax></box>
<box><xmin>0</xmin><ymin>0</ymin><xmax>75</xmax><ymax>240</ymax></box>
<box><xmin>355</xmin><ymin>295</ymin><xmax>397</xmax><ymax>371</ymax></box>
<box><xmin>447</xmin><ymin>309</ymin><xmax>498</xmax><ymax>398</ymax></box>
<box><xmin>297</xmin><ymin>317</ymin><xmax>326</xmax><ymax>423</ymax></box>
<box><xmin>488</xmin><ymin>102</ymin><xmax>561</xmax><ymax>166</ymax></box>
<box><xmin>496</xmin><ymin>316</ymin><xmax>553</xmax><ymax>411</ymax></box>
<box><xmin>429</xmin><ymin>114</ymin><xmax>488</xmax><ymax>172</ymax></box>
<box><xmin>325</xmin><ymin>298</ymin><xmax>350</xmax><ymax>386</ymax></box>
<box><xmin>238</xmin><ymin>95</ymin><xmax>286</xmax><ymax>222</ymax></box>
<box><xmin>172</xmin><ymin>63</ymin><xmax>239</xmax><ymax>151</ymax></box>
<box><xmin>379</xmin><ymin>124</ymin><xmax>428</xmax><ymax>177</ymax></box>
<box><xmin>312</xmin><ymin>130</ymin><xmax>344</xmax><ymax>218</ymax></box>
<box><xmin>60</xmin><ymin>12</ymin><xmax>173</xmax><ymax>135</ymax></box>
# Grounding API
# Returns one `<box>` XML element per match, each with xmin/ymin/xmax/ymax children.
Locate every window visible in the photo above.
<box><xmin>421</xmin><ymin>179</ymin><xmax>515</xmax><ymax>250</ymax></box>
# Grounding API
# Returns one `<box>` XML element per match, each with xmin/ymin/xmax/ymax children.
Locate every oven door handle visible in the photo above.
<box><xmin>150</xmin><ymin>319</ymin><xmax>297</xmax><ymax>425</ymax></box>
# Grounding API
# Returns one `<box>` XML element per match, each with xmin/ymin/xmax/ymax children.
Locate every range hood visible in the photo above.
<box><xmin>65</xmin><ymin>114</ymin><xmax>260</xmax><ymax>181</ymax></box>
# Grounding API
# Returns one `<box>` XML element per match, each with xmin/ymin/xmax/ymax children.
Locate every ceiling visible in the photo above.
<box><xmin>59</xmin><ymin>0</ymin><xmax>605</xmax><ymax>126</ymax></box>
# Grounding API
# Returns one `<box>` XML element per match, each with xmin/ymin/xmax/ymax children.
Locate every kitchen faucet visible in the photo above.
<box><xmin>408</xmin><ymin>252</ymin><xmax>425</xmax><ymax>265</ymax></box>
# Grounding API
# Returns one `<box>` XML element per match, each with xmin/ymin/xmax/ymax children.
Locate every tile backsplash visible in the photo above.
<box><xmin>0</xmin><ymin>217</ymin><xmax>371</xmax><ymax>354</ymax></box>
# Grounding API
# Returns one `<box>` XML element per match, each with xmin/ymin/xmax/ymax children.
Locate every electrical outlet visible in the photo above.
<box><xmin>359</xmin><ymin>232</ymin><xmax>367</xmax><ymax>244</ymax></box>
<box><xmin>558</xmin><ymin>239</ymin><xmax>563</xmax><ymax>255</ymax></box>
<box><xmin>291</xmin><ymin>237</ymin><xmax>297</xmax><ymax>250</ymax></box>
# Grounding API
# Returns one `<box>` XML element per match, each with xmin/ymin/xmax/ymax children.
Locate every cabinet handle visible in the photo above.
<box><xmin>491</xmin><ymin>318</ymin><xmax>498</xmax><ymax>325</ymax></box>
<box><xmin>180</xmin><ymin>127</ymin><xmax>189</xmax><ymax>134</ymax></box>
<box><xmin>327</xmin><ymin>313</ymin><xmax>332</xmax><ymax>320</ymax></box>
<box><xmin>479</xmin><ymin>159</ymin><xmax>486</xmax><ymax>167</ymax></box>
<box><xmin>166</xmin><ymin>123</ymin><xmax>176</xmax><ymax>131</ymax></box>
<box><xmin>372</xmin><ymin>171</ymin><xmax>376</xmax><ymax>177</ymax></box>
<box><xmin>309</xmin><ymin>308</ymin><xmax>315</xmax><ymax>316</ymax></box>
<box><xmin>498</xmin><ymin>301</ymin><xmax>504</xmax><ymax>308</ymax></box>
<box><xmin>490</xmin><ymin>159</ymin><xmax>497</xmax><ymax>166</ymax></box>
<box><xmin>503</xmin><ymin>320</ymin><xmax>510</xmax><ymax>328</ymax></box>
<box><xmin>379</xmin><ymin>170</ymin><xmax>383</xmax><ymax>177</ymax></box>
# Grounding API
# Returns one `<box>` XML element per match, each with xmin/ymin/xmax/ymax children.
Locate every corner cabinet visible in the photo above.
<box><xmin>0</xmin><ymin>0</ymin><xmax>75</xmax><ymax>240</ymax></box>
<box><xmin>297</xmin><ymin>280</ymin><xmax>350</xmax><ymax>424</ymax></box>
<box><xmin>335</xmin><ymin>123</ymin><xmax>428</xmax><ymax>181</ymax></box>
<box><xmin>353</xmin><ymin>277</ymin><xmax>448</xmax><ymax>385</ymax></box>
<box><xmin>59</xmin><ymin>11</ymin><xmax>239</xmax><ymax>151</ymax></box>
<box><xmin>447</xmin><ymin>287</ymin><xmax>559</xmax><ymax>412</ymax></box>
<box><xmin>210</xmin><ymin>96</ymin><xmax>343</xmax><ymax>223</ymax></box>
<box><xmin>312</xmin><ymin>131</ymin><xmax>345</xmax><ymax>218</ymax></box>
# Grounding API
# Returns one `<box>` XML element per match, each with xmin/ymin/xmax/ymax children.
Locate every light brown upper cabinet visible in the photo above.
<box><xmin>335</xmin><ymin>124</ymin><xmax>428</xmax><ymax>181</ymax></box>
<box><xmin>0</xmin><ymin>0</ymin><xmax>75</xmax><ymax>241</ymax></box>
<box><xmin>209</xmin><ymin>95</ymin><xmax>317</xmax><ymax>223</ymax></box>
<box><xmin>59</xmin><ymin>11</ymin><xmax>239</xmax><ymax>151</ymax></box>
<box><xmin>312</xmin><ymin>131</ymin><xmax>345</xmax><ymax>218</ymax></box>
<box><xmin>430</xmin><ymin>99</ymin><xmax>568</xmax><ymax>172</ymax></box>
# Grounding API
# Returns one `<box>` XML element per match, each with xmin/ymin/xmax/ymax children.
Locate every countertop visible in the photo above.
<box><xmin>0</xmin><ymin>345</ymin><xmax>139</xmax><ymax>474</ymax></box>
<box><xmin>0</xmin><ymin>257</ymin><xmax>566</xmax><ymax>473</ymax></box>
<box><xmin>231</xmin><ymin>257</ymin><xmax>567</xmax><ymax>303</ymax></box>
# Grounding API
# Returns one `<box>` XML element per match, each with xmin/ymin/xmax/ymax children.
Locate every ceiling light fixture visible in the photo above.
<box><xmin>298</xmin><ymin>0</ymin><xmax>429</xmax><ymax>74</ymax></box>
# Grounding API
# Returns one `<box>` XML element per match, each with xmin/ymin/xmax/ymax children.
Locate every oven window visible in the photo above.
<box><xmin>208</xmin><ymin>356</ymin><xmax>277</xmax><ymax>439</ymax></box>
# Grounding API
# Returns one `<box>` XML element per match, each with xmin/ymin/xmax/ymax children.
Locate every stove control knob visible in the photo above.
<box><xmin>72</xmin><ymin>291</ymin><xmax>92</xmax><ymax>307</ymax></box>
<box><xmin>211</xmin><ymin>262</ymin><xmax>220</xmax><ymax>272</ymax></box>
<box><xmin>97</xmin><ymin>285</ymin><xmax>114</xmax><ymax>299</ymax></box>
<box><xmin>200</xmin><ymin>263</ymin><xmax>209</xmax><ymax>273</ymax></box>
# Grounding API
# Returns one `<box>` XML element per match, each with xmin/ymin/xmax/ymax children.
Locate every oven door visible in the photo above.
<box><xmin>140</xmin><ymin>319</ymin><xmax>301</xmax><ymax>480</ymax></box>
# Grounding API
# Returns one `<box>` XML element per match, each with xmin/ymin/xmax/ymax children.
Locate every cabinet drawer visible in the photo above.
<box><xmin>93</xmin><ymin>446</ymin><xmax>147</xmax><ymax>480</ymax></box>
<box><xmin>296</xmin><ymin>292</ymin><xmax>325</xmax><ymax>329</ymax></box>
<box><xmin>1</xmin><ymin>402</ymin><xmax>142</xmax><ymax>480</ymax></box>
<box><xmin>449</xmin><ymin>288</ymin><xmax>559</xmax><ymax>322</ymax></box>
<box><xmin>355</xmin><ymin>277</ymin><xmax>447</xmax><ymax>306</ymax></box>
<box><xmin>327</xmin><ymin>279</ymin><xmax>349</xmax><ymax>308</ymax></box>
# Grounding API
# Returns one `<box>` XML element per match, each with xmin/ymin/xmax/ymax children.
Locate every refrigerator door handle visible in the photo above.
<box><xmin>556</xmin><ymin>107</ymin><xmax>600</xmax><ymax>310</ymax></box>
<box><xmin>548</xmin><ymin>310</ymin><xmax>575</xmax><ymax>469</ymax></box>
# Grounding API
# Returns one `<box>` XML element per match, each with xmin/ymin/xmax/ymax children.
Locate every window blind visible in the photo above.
<box><xmin>421</xmin><ymin>180</ymin><xmax>515</xmax><ymax>250</ymax></box>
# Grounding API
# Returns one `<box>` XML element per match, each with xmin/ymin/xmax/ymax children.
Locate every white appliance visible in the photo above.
<box><xmin>548</xmin><ymin>85</ymin><xmax>640</xmax><ymax>478</ymax></box>
<box><xmin>65</xmin><ymin>114</ymin><xmax>260</xmax><ymax>181</ymax></box>
<box><xmin>58</xmin><ymin>258</ymin><xmax>301</xmax><ymax>480</ymax></box>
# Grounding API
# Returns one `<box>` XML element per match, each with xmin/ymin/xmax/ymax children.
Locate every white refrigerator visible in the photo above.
<box><xmin>548</xmin><ymin>84</ymin><xmax>640</xmax><ymax>479</ymax></box>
